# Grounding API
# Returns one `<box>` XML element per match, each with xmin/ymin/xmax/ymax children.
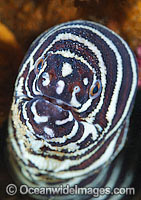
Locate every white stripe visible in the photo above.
<box><xmin>50</xmin><ymin>120</ymin><xmax>79</xmax><ymax>144</ymax></box>
<box><xmin>52</xmin><ymin>49</ymin><xmax>95</xmax><ymax>72</ymax></box>
<box><xmin>24</xmin><ymin>58</ymin><xmax>34</xmax><ymax>98</ymax></box>
<box><xmin>31</xmin><ymin>101</ymin><xmax>49</xmax><ymax>123</ymax></box>
<box><xmin>55</xmin><ymin>111</ymin><xmax>73</xmax><ymax>125</ymax></box>
<box><xmin>22</xmin><ymin>101</ymin><xmax>35</xmax><ymax>133</ymax></box>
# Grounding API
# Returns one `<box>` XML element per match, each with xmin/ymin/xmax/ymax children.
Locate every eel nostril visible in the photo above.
<box><xmin>42</xmin><ymin>72</ymin><xmax>50</xmax><ymax>86</ymax></box>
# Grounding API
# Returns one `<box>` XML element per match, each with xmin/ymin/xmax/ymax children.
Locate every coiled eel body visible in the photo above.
<box><xmin>7</xmin><ymin>20</ymin><xmax>138</xmax><ymax>199</ymax></box>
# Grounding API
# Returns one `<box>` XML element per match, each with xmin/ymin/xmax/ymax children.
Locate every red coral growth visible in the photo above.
<box><xmin>136</xmin><ymin>46</ymin><xmax>141</xmax><ymax>89</ymax></box>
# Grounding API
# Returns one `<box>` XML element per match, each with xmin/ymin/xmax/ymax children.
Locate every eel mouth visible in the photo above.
<box><xmin>42</xmin><ymin>95</ymin><xmax>82</xmax><ymax>122</ymax></box>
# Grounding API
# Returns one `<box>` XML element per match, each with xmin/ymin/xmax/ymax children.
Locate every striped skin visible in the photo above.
<box><xmin>8</xmin><ymin>140</ymin><xmax>134</xmax><ymax>200</ymax></box>
<box><xmin>7</xmin><ymin>20</ymin><xmax>138</xmax><ymax>199</ymax></box>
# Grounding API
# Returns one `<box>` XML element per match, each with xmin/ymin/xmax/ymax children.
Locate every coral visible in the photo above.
<box><xmin>121</xmin><ymin>0</ymin><xmax>141</xmax><ymax>50</ymax></box>
<box><xmin>0</xmin><ymin>22</ymin><xmax>23</xmax><ymax>126</ymax></box>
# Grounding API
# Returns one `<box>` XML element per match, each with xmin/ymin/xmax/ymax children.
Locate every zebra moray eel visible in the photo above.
<box><xmin>7</xmin><ymin>20</ymin><xmax>138</xmax><ymax>199</ymax></box>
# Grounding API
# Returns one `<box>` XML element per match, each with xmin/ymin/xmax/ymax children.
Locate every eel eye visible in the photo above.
<box><xmin>89</xmin><ymin>80</ymin><xmax>102</xmax><ymax>99</ymax></box>
<box><xmin>35</xmin><ymin>57</ymin><xmax>44</xmax><ymax>75</ymax></box>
